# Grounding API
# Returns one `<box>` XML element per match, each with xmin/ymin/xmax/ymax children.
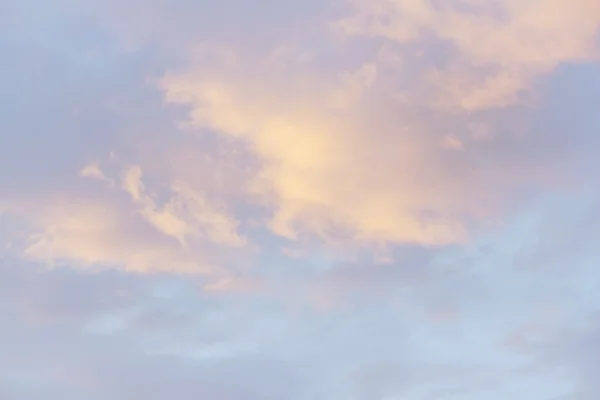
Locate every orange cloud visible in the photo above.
<box><xmin>160</xmin><ymin>48</ymin><xmax>554</xmax><ymax>247</ymax></box>
<box><xmin>21</xmin><ymin>198</ymin><xmax>204</xmax><ymax>274</ymax></box>
<box><xmin>3</xmin><ymin>162</ymin><xmax>249</xmax><ymax>277</ymax></box>
<box><xmin>338</xmin><ymin>0</ymin><xmax>600</xmax><ymax>109</ymax></box>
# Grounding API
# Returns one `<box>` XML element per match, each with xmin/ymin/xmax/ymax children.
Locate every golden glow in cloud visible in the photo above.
<box><xmin>162</xmin><ymin>54</ymin><xmax>481</xmax><ymax>246</ymax></box>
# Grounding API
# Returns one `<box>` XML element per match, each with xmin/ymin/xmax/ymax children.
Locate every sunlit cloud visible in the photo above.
<box><xmin>160</xmin><ymin>41</ymin><xmax>579</xmax><ymax>247</ymax></box>
<box><xmin>2</xmin><ymin>0</ymin><xmax>600</xmax><ymax>398</ymax></box>
<box><xmin>4</xmin><ymin>160</ymin><xmax>249</xmax><ymax>276</ymax></box>
<box><xmin>338</xmin><ymin>0</ymin><xmax>600</xmax><ymax>109</ymax></box>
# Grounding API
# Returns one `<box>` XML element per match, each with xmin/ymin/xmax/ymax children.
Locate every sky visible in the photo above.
<box><xmin>1</xmin><ymin>0</ymin><xmax>600</xmax><ymax>399</ymax></box>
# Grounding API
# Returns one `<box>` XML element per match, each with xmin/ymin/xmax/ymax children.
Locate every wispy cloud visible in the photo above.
<box><xmin>338</xmin><ymin>0</ymin><xmax>600</xmax><ymax>109</ymax></box>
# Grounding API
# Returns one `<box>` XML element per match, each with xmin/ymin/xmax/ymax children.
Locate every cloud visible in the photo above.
<box><xmin>162</xmin><ymin>64</ymin><xmax>460</xmax><ymax>245</ymax></box>
<box><xmin>1</xmin><ymin>161</ymin><xmax>250</xmax><ymax>277</ymax></box>
<box><xmin>338</xmin><ymin>0</ymin><xmax>600</xmax><ymax>109</ymax></box>
<box><xmin>159</xmin><ymin>44</ymin><xmax>579</xmax><ymax>248</ymax></box>
<box><xmin>3</xmin><ymin>1</ymin><xmax>600</xmax><ymax>399</ymax></box>
<box><xmin>80</xmin><ymin>163</ymin><xmax>115</xmax><ymax>187</ymax></box>
<box><xmin>121</xmin><ymin>165</ymin><xmax>246</xmax><ymax>247</ymax></box>
<box><xmin>19</xmin><ymin>196</ymin><xmax>204</xmax><ymax>274</ymax></box>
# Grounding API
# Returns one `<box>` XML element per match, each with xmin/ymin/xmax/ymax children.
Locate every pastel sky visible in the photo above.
<box><xmin>2</xmin><ymin>1</ymin><xmax>600</xmax><ymax>399</ymax></box>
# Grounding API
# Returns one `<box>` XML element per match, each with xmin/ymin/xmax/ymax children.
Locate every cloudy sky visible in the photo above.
<box><xmin>2</xmin><ymin>0</ymin><xmax>600</xmax><ymax>399</ymax></box>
